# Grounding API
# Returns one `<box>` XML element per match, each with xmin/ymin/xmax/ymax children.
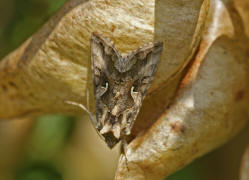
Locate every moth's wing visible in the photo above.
<box><xmin>130</xmin><ymin>42</ymin><xmax>163</xmax><ymax>94</ymax></box>
<box><xmin>90</xmin><ymin>33</ymin><xmax>121</xmax><ymax>137</ymax></box>
<box><xmin>124</xmin><ymin>42</ymin><xmax>163</xmax><ymax>134</ymax></box>
<box><xmin>91</xmin><ymin>33</ymin><xmax>120</xmax><ymax>84</ymax></box>
<box><xmin>91</xmin><ymin>34</ymin><xmax>119</xmax><ymax>95</ymax></box>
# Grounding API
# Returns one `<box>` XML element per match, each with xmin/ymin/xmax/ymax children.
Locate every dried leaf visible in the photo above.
<box><xmin>115</xmin><ymin>0</ymin><xmax>249</xmax><ymax>179</ymax></box>
<box><xmin>0</xmin><ymin>0</ymin><xmax>206</xmax><ymax>119</ymax></box>
<box><xmin>234</xmin><ymin>0</ymin><xmax>249</xmax><ymax>37</ymax></box>
<box><xmin>0</xmin><ymin>0</ymin><xmax>248</xmax><ymax>179</ymax></box>
<box><xmin>240</xmin><ymin>144</ymin><xmax>249</xmax><ymax>180</ymax></box>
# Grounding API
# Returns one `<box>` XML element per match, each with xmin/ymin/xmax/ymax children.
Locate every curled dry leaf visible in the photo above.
<box><xmin>116</xmin><ymin>0</ymin><xmax>249</xmax><ymax>179</ymax></box>
<box><xmin>240</xmin><ymin>144</ymin><xmax>249</xmax><ymax>180</ymax></box>
<box><xmin>0</xmin><ymin>0</ymin><xmax>206</xmax><ymax>119</ymax></box>
<box><xmin>0</xmin><ymin>0</ymin><xmax>248</xmax><ymax>179</ymax></box>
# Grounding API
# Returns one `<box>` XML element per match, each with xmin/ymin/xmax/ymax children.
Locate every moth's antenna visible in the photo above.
<box><xmin>65</xmin><ymin>100</ymin><xmax>104</xmax><ymax>140</ymax></box>
<box><xmin>65</xmin><ymin>101</ymin><xmax>95</xmax><ymax>123</ymax></box>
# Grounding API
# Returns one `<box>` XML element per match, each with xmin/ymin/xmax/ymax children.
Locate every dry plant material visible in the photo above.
<box><xmin>0</xmin><ymin>0</ymin><xmax>248</xmax><ymax>179</ymax></box>
<box><xmin>240</xmin><ymin>144</ymin><xmax>249</xmax><ymax>180</ymax></box>
<box><xmin>0</xmin><ymin>0</ymin><xmax>206</xmax><ymax>118</ymax></box>
<box><xmin>115</xmin><ymin>0</ymin><xmax>249</xmax><ymax>179</ymax></box>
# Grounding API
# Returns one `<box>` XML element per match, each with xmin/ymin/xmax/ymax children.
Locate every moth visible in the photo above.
<box><xmin>67</xmin><ymin>33</ymin><xmax>163</xmax><ymax>149</ymax></box>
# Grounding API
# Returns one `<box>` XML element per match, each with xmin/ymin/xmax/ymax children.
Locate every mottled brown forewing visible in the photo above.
<box><xmin>91</xmin><ymin>33</ymin><xmax>163</xmax><ymax>148</ymax></box>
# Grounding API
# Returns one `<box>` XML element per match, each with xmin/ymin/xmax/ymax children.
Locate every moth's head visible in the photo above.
<box><xmin>91</xmin><ymin>33</ymin><xmax>163</xmax><ymax>148</ymax></box>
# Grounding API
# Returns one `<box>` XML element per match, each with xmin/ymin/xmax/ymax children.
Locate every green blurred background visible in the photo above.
<box><xmin>0</xmin><ymin>0</ymin><xmax>248</xmax><ymax>180</ymax></box>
